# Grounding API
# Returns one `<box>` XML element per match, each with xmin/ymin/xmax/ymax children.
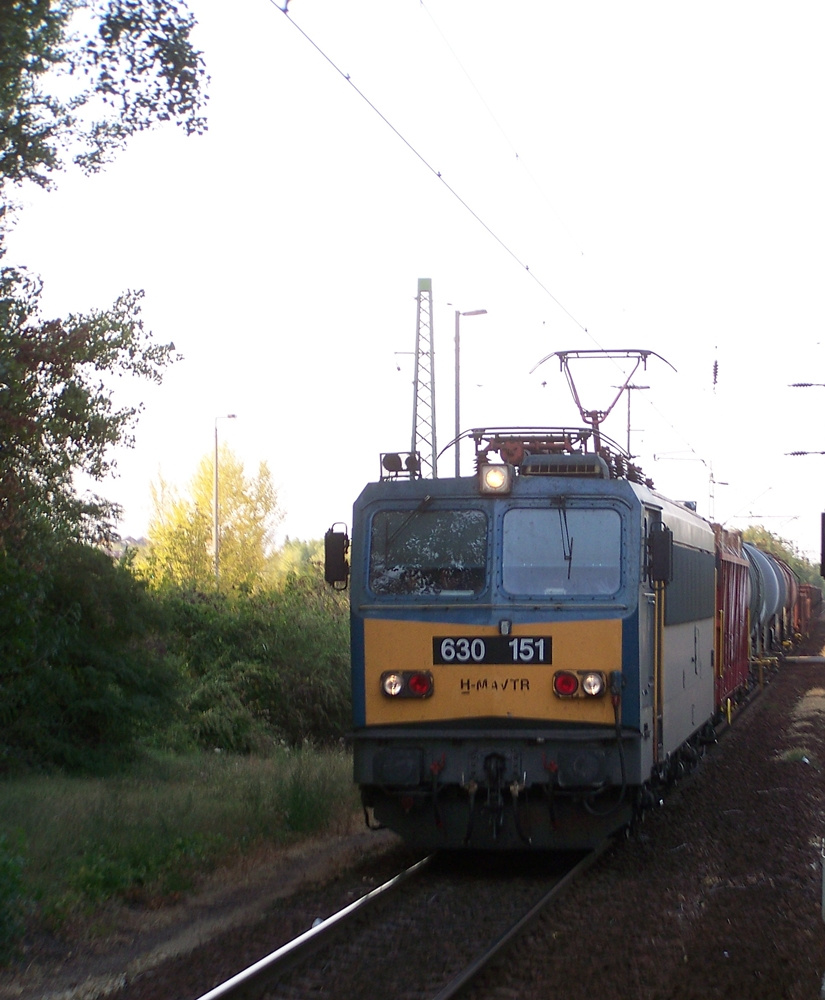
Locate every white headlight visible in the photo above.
<box><xmin>581</xmin><ymin>672</ymin><xmax>606</xmax><ymax>697</ymax></box>
<box><xmin>479</xmin><ymin>463</ymin><xmax>514</xmax><ymax>494</ymax></box>
<box><xmin>382</xmin><ymin>673</ymin><xmax>404</xmax><ymax>697</ymax></box>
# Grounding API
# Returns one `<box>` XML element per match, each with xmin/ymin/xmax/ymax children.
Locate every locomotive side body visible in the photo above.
<box><xmin>653</xmin><ymin>499</ymin><xmax>716</xmax><ymax>765</ymax></box>
<box><xmin>348</xmin><ymin>450</ymin><xmax>720</xmax><ymax>850</ymax></box>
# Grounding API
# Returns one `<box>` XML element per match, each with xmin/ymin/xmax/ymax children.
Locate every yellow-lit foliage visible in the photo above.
<box><xmin>139</xmin><ymin>447</ymin><xmax>282</xmax><ymax>591</ymax></box>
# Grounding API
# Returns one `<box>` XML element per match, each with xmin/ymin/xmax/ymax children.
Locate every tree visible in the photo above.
<box><xmin>0</xmin><ymin>1</ymin><xmax>208</xmax><ymax>772</ymax></box>
<box><xmin>0</xmin><ymin>269</ymin><xmax>180</xmax><ymax>553</ymax></box>
<box><xmin>0</xmin><ymin>0</ymin><xmax>207</xmax><ymax>200</ymax></box>
<box><xmin>140</xmin><ymin>445</ymin><xmax>282</xmax><ymax>591</ymax></box>
<box><xmin>0</xmin><ymin>0</ymin><xmax>205</xmax><ymax>550</ymax></box>
<box><xmin>742</xmin><ymin>524</ymin><xmax>822</xmax><ymax>587</ymax></box>
<box><xmin>139</xmin><ymin>474</ymin><xmax>212</xmax><ymax>589</ymax></box>
<box><xmin>267</xmin><ymin>537</ymin><xmax>325</xmax><ymax>585</ymax></box>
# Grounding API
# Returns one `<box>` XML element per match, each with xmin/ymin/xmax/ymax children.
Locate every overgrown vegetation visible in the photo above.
<box><xmin>0</xmin><ymin>548</ymin><xmax>354</xmax><ymax>961</ymax></box>
<box><xmin>0</xmin><ymin>543</ymin><xmax>178</xmax><ymax>772</ymax></box>
<box><xmin>1</xmin><ymin>549</ymin><xmax>351</xmax><ymax>770</ymax></box>
<box><xmin>160</xmin><ymin>574</ymin><xmax>351</xmax><ymax>753</ymax></box>
<box><xmin>0</xmin><ymin>750</ymin><xmax>359</xmax><ymax>949</ymax></box>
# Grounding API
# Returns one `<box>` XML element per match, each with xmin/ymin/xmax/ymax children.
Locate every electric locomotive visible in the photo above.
<box><xmin>326</xmin><ymin>426</ymin><xmax>724</xmax><ymax>850</ymax></box>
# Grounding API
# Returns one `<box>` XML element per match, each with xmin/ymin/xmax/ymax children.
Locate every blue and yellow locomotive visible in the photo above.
<box><xmin>325</xmin><ymin>426</ymin><xmax>790</xmax><ymax>850</ymax></box>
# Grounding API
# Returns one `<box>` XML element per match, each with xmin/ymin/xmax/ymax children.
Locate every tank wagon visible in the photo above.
<box><xmin>325</xmin><ymin>426</ymin><xmax>813</xmax><ymax>850</ymax></box>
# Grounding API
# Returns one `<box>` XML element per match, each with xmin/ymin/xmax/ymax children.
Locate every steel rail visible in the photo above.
<box><xmin>431</xmin><ymin>840</ymin><xmax>614</xmax><ymax>1000</ymax></box>
<box><xmin>192</xmin><ymin>854</ymin><xmax>433</xmax><ymax>1000</ymax></box>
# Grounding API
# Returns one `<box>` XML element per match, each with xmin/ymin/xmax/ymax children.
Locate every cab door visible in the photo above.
<box><xmin>643</xmin><ymin>506</ymin><xmax>670</xmax><ymax>767</ymax></box>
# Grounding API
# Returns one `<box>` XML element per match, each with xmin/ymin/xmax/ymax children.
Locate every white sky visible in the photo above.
<box><xmin>6</xmin><ymin>0</ymin><xmax>825</xmax><ymax>561</ymax></box>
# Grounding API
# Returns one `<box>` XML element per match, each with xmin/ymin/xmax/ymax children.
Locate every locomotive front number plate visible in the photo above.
<box><xmin>433</xmin><ymin>636</ymin><xmax>552</xmax><ymax>665</ymax></box>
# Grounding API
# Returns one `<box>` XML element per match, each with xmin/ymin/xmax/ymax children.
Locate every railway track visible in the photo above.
<box><xmin>194</xmin><ymin>853</ymin><xmax>433</xmax><ymax>1000</ymax></box>
<box><xmin>193</xmin><ymin>842</ymin><xmax>611</xmax><ymax>1000</ymax></box>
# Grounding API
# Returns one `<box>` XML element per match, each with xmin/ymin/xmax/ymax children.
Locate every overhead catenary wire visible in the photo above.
<box><xmin>270</xmin><ymin>0</ymin><xmax>593</xmax><ymax>339</ymax></box>
<box><xmin>268</xmin><ymin>1</ymin><xmax>722</xmax><ymax>497</ymax></box>
<box><xmin>418</xmin><ymin>0</ymin><xmax>587</xmax><ymax>258</ymax></box>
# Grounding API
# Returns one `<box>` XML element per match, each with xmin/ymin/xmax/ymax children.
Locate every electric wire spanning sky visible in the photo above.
<box><xmin>6</xmin><ymin>0</ymin><xmax>825</xmax><ymax>559</ymax></box>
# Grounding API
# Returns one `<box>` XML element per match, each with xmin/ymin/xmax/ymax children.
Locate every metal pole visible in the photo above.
<box><xmin>626</xmin><ymin>385</ymin><xmax>631</xmax><ymax>454</ymax></box>
<box><xmin>214</xmin><ymin>420</ymin><xmax>219</xmax><ymax>586</ymax></box>
<box><xmin>454</xmin><ymin>310</ymin><xmax>460</xmax><ymax>479</ymax></box>
<box><xmin>453</xmin><ymin>309</ymin><xmax>487</xmax><ymax>478</ymax></box>
<box><xmin>214</xmin><ymin>414</ymin><xmax>236</xmax><ymax>588</ymax></box>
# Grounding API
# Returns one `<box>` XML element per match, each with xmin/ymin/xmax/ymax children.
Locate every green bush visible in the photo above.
<box><xmin>0</xmin><ymin>544</ymin><xmax>178</xmax><ymax>771</ymax></box>
<box><xmin>1</xmin><ymin>542</ymin><xmax>351</xmax><ymax>768</ymax></box>
<box><xmin>161</xmin><ymin>578</ymin><xmax>350</xmax><ymax>750</ymax></box>
<box><xmin>187</xmin><ymin>674</ymin><xmax>269</xmax><ymax>753</ymax></box>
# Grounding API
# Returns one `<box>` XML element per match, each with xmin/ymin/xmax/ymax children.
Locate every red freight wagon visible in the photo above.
<box><xmin>713</xmin><ymin>525</ymin><xmax>750</xmax><ymax>709</ymax></box>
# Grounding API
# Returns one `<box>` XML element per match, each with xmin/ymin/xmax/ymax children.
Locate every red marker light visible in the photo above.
<box><xmin>553</xmin><ymin>671</ymin><xmax>579</xmax><ymax>697</ymax></box>
<box><xmin>408</xmin><ymin>672</ymin><xmax>433</xmax><ymax>697</ymax></box>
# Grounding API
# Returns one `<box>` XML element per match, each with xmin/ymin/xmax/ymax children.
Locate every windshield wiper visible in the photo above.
<box><xmin>386</xmin><ymin>494</ymin><xmax>433</xmax><ymax>548</ymax></box>
<box><xmin>558</xmin><ymin>506</ymin><xmax>574</xmax><ymax>579</ymax></box>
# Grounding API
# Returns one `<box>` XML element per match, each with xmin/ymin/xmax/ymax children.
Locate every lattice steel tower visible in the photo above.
<box><xmin>411</xmin><ymin>278</ymin><xmax>437</xmax><ymax>478</ymax></box>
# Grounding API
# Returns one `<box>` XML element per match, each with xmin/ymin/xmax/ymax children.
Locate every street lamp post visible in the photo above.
<box><xmin>454</xmin><ymin>308</ymin><xmax>487</xmax><ymax>477</ymax></box>
<box><xmin>214</xmin><ymin>414</ymin><xmax>236</xmax><ymax>587</ymax></box>
<box><xmin>622</xmin><ymin>383</ymin><xmax>649</xmax><ymax>454</ymax></box>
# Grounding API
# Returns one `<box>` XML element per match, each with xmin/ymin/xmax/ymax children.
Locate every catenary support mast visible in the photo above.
<box><xmin>411</xmin><ymin>278</ymin><xmax>437</xmax><ymax>478</ymax></box>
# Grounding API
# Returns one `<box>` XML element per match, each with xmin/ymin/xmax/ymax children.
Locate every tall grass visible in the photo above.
<box><xmin>0</xmin><ymin>834</ymin><xmax>24</xmax><ymax>962</ymax></box>
<box><xmin>0</xmin><ymin>747</ymin><xmax>360</xmax><ymax>943</ymax></box>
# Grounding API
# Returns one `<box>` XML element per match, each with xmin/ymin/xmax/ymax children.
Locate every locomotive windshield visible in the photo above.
<box><xmin>502</xmin><ymin>506</ymin><xmax>622</xmax><ymax>597</ymax></box>
<box><xmin>369</xmin><ymin>508</ymin><xmax>487</xmax><ymax>596</ymax></box>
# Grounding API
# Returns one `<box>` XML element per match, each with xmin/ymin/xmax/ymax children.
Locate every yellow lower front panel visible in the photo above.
<box><xmin>363</xmin><ymin>617</ymin><xmax>622</xmax><ymax>725</ymax></box>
